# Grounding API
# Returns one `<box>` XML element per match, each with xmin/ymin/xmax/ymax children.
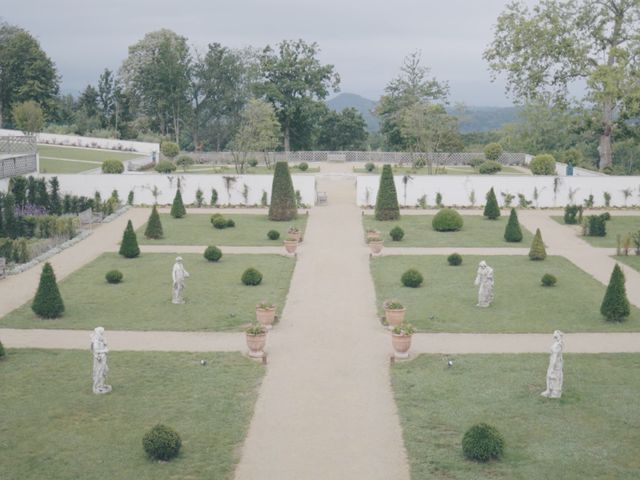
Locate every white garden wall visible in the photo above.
<box><xmin>0</xmin><ymin>129</ymin><xmax>159</xmax><ymax>155</ymax></box>
<box><xmin>357</xmin><ymin>175</ymin><xmax>640</xmax><ymax>208</ymax></box>
<box><xmin>0</xmin><ymin>174</ymin><xmax>317</xmax><ymax>206</ymax></box>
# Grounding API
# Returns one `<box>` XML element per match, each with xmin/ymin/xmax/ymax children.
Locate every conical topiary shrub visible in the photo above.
<box><xmin>483</xmin><ymin>187</ymin><xmax>500</xmax><ymax>220</ymax></box>
<box><xmin>600</xmin><ymin>264</ymin><xmax>630</xmax><ymax>322</ymax></box>
<box><xmin>170</xmin><ymin>190</ymin><xmax>186</xmax><ymax>218</ymax></box>
<box><xmin>144</xmin><ymin>205</ymin><xmax>163</xmax><ymax>239</ymax></box>
<box><xmin>31</xmin><ymin>262</ymin><xmax>65</xmax><ymax>318</ymax></box>
<box><xmin>268</xmin><ymin>162</ymin><xmax>297</xmax><ymax>221</ymax></box>
<box><xmin>119</xmin><ymin>220</ymin><xmax>140</xmax><ymax>258</ymax></box>
<box><xmin>529</xmin><ymin>228</ymin><xmax>546</xmax><ymax>260</ymax></box>
<box><xmin>375</xmin><ymin>164</ymin><xmax>400</xmax><ymax>221</ymax></box>
<box><xmin>504</xmin><ymin>208</ymin><xmax>523</xmax><ymax>242</ymax></box>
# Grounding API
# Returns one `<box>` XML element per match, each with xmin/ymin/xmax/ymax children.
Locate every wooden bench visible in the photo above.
<box><xmin>316</xmin><ymin>191</ymin><xmax>328</xmax><ymax>205</ymax></box>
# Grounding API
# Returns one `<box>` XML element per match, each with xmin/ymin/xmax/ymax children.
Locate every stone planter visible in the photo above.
<box><xmin>288</xmin><ymin>230</ymin><xmax>302</xmax><ymax>242</ymax></box>
<box><xmin>284</xmin><ymin>239</ymin><xmax>298</xmax><ymax>254</ymax></box>
<box><xmin>366</xmin><ymin>231</ymin><xmax>381</xmax><ymax>242</ymax></box>
<box><xmin>391</xmin><ymin>333</ymin><xmax>412</xmax><ymax>359</ymax></box>
<box><xmin>246</xmin><ymin>333</ymin><xmax>267</xmax><ymax>358</ymax></box>
<box><xmin>256</xmin><ymin>306</ymin><xmax>276</xmax><ymax>329</ymax></box>
<box><xmin>384</xmin><ymin>307</ymin><xmax>406</xmax><ymax>327</ymax></box>
<box><xmin>368</xmin><ymin>240</ymin><xmax>383</xmax><ymax>255</ymax></box>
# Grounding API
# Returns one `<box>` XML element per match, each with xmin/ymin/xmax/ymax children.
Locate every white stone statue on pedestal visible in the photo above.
<box><xmin>474</xmin><ymin>260</ymin><xmax>494</xmax><ymax>307</ymax></box>
<box><xmin>172</xmin><ymin>256</ymin><xmax>189</xmax><ymax>304</ymax></box>
<box><xmin>90</xmin><ymin>327</ymin><xmax>112</xmax><ymax>394</ymax></box>
<box><xmin>541</xmin><ymin>330</ymin><xmax>564</xmax><ymax>399</ymax></box>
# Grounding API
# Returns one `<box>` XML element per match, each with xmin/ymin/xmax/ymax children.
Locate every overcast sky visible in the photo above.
<box><xmin>3</xmin><ymin>0</ymin><xmax>539</xmax><ymax>107</ymax></box>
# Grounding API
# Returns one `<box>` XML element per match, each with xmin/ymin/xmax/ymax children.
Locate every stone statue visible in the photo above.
<box><xmin>474</xmin><ymin>260</ymin><xmax>494</xmax><ymax>307</ymax></box>
<box><xmin>541</xmin><ymin>330</ymin><xmax>564</xmax><ymax>399</ymax></box>
<box><xmin>172</xmin><ymin>256</ymin><xmax>190</xmax><ymax>304</ymax></box>
<box><xmin>90</xmin><ymin>327</ymin><xmax>112</xmax><ymax>394</ymax></box>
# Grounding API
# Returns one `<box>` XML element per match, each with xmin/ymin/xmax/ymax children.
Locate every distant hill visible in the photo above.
<box><xmin>326</xmin><ymin>93</ymin><xmax>380</xmax><ymax>132</ymax></box>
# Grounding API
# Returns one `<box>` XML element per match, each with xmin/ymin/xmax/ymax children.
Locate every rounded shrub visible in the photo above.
<box><xmin>102</xmin><ymin>159</ymin><xmax>124</xmax><ymax>174</ymax></box>
<box><xmin>447</xmin><ymin>253</ymin><xmax>462</xmax><ymax>266</ymax></box>
<box><xmin>176</xmin><ymin>154</ymin><xmax>194</xmax><ymax>171</ymax></box>
<box><xmin>204</xmin><ymin>246</ymin><xmax>222</xmax><ymax>262</ymax></box>
<box><xmin>105</xmin><ymin>270</ymin><xmax>123</xmax><ymax>284</ymax></box>
<box><xmin>469</xmin><ymin>158</ymin><xmax>484</xmax><ymax>169</ymax></box>
<box><xmin>298</xmin><ymin>162</ymin><xmax>309</xmax><ymax>171</ymax></box>
<box><xmin>365</xmin><ymin>162</ymin><xmax>375</xmax><ymax>172</ymax></box>
<box><xmin>226</xmin><ymin>218</ymin><xmax>235</xmax><ymax>228</ymax></box>
<box><xmin>267</xmin><ymin>230</ymin><xmax>280</xmax><ymax>240</ymax></box>
<box><xmin>432</xmin><ymin>208</ymin><xmax>464</xmax><ymax>232</ymax></box>
<box><xmin>160</xmin><ymin>141</ymin><xmax>179</xmax><ymax>159</ymax></box>
<box><xmin>389</xmin><ymin>226</ymin><xmax>405</xmax><ymax>241</ymax></box>
<box><xmin>401</xmin><ymin>269</ymin><xmax>423</xmax><ymax>288</ymax></box>
<box><xmin>484</xmin><ymin>143</ymin><xmax>503</xmax><ymax>162</ymax></box>
<box><xmin>600</xmin><ymin>212</ymin><xmax>611</xmax><ymax>221</ymax></box>
<box><xmin>478</xmin><ymin>161</ymin><xmax>502</xmax><ymax>175</ymax></box>
<box><xmin>155</xmin><ymin>160</ymin><xmax>176</xmax><ymax>173</ymax></box>
<box><xmin>242</xmin><ymin>268</ymin><xmax>263</xmax><ymax>286</ymax></box>
<box><xmin>248</xmin><ymin>158</ymin><xmax>258</xmax><ymax>167</ymax></box>
<box><xmin>212</xmin><ymin>216</ymin><xmax>228</xmax><ymax>229</ymax></box>
<box><xmin>541</xmin><ymin>273</ymin><xmax>557</xmax><ymax>287</ymax></box>
<box><xmin>142</xmin><ymin>424</ymin><xmax>181</xmax><ymax>461</ymax></box>
<box><xmin>529</xmin><ymin>154</ymin><xmax>556</xmax><ymax>175</ymax></box>
<box><xmin>462</xmin><ymin>423</ymin><xmax>505</xmax><ymax>462</ymax></box>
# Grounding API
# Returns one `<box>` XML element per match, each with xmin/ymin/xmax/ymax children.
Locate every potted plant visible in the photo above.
<box><xmin>246</xmin><ymin>323</ymin><xmax>267</xmax><ymax>358</ymax></box>
<box><xmin>366</xmin><ymin>229</ymin><xmax>381</xmax><ymax>241</ymax></box>
<box><xmin>284</xmin><ymin>236</ymin><xmax>298</xmax><ymax>254</ymax></box>
<box><xmin>368</xmin><ymin>237</ymin><xmax>384</xmax><ymax>255</ymax></box>
<box><xmin>383</xmin><ymin>300</ymin><xmax>406</xmax><ymax>327</ymax></box>
<box><xmin>287</xmin><ymin>226</ymin><xmax>302</xmax><ymax>242</ymax></box>
<box><xmin>391</xmin><ymin>322</ymin><xmax>415</xmax><ymax>359</ymax></box>
<box><xmin>256</xmin><ymin>301</ymin><xmax>276</xmax><ymax>329</ymax></box>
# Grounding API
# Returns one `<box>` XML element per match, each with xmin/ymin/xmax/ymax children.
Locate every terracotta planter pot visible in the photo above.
<box><xmin>246</xmin><ymin>333</ymin><xmax>267</xmax><ymax>358</ymax></box>
<box><xmin>369</xmin><ymin>240</ymin><xmax>383</xmax><ymax>255</ymax></box>
<box><xmin>391</xmin><ymin>333</ymin><xmax>412</xmax><ymax>359</ymax></box>
<box><xmin>256</xmin><ymin>307</ymin><xmax>276</xmax><ymax>329</ymax></box>
<box><xmin>284</xmin><ymin>239</ymin><xmax>298</xmax><ymax>254</ymax></box>
<box><xmin>384</xmin><ymin>307</ymin><xmax>406</xmax><ymax>327</ymax></box>
<box><xmin>288</xmin><ymin>230</ymin><xmax>302</xmax><ymax>242</ymax></box>
<box><xmin>366</xmin><ymin>231</ymin><xmax>381</xmax><ymax>242</ymax></box>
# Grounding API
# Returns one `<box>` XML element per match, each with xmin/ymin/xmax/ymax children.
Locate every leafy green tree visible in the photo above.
<box><xmin>11</xmin><ymin>100</ymin><xmax>43</xmax><ymax>133</ymax></box>
<box><xmin>317</xmin><ymin>107</ymin><xmax>368</xmax><ymax>150</ymax></box>
<box><xmin>97</xmin><ymin>68</ymin><xmax>116</xmax><ymax>128</ymax></box>
<box><xmin>170</xmin><ymin>190</ymin><xmax>186</xmax><ymax>218</ymax></box>
<box><xmin>161</xmin><ymin>141</ymin><xmax>179</xmax><ymax>160</ymax></box>
<box><xmin>375</xmin><ymin>165</ymin><xmax>400</xmax><ymax>220</ymax></box>
<box><xmin>255</xmin><ymin>39</ymin><xmax>340</xmax><ymax>151</ymax></box>
<box><xmin>484</xmin><ymin>143</ymin><xmax>503</xmax><ymax>161</ymax></box>
<box><xmin>230</xmin><ymin>98</ymin><xmax>280</xmax><ymax>173</ymax></box>
<box><xmin>529</xmin><ymin>228</ymin><xmax>547</xmax><ymax>260</ymax></box>
<box><xmin>77</xmin><ymin>84</ymin><xmax>100</xmax><ymax>119</ymax></box>
<box><xmin>0</xmin><ymin>22</ymin><xmax>59</xmax><ymax>127</ymax></box>
<box><xmin>484</xmin><ymin>0</ymin><xmax>640</xmax><ymax>170</ymax></box>
<box><xmin>600</xmin><ymin>264</ymin><xmax>630</xmax><ymax>321</ymax></box>
<box><xmin>119</xmin><ymin>220</ymin><xmax>140</xmax><ymax>258</ymax></box>
<box><xmin>31</xmin><ymin>262</ymin><xmax>64</xmax><ymax>318</ymax></box>
<box><xmin>504</xmin><ymin>208</ymin><xmax>523</xmax><ymax>242</ymax></box>
<box><xmin>268</xmin><ymin>162</ymin><xmax>297</xmax><ymax>221</ymax></box>
<box><xmin>530</xmin><ymin>154</ymin><xmax>557</xmax><ymax>175</ymax></box>
<box><xmin>483</xmin><ymin>187</ymin><xmax>500</xmax><ymax>220</ymax></box>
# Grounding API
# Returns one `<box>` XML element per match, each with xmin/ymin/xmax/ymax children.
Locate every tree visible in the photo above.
<box><xmin>11</xmin><ymin>100</ymin><xmax>43</xmax><ymax>134</ymax></box>
<box><xmin>484</xmin><ymin>143</ymin><xmax>503</xmax><ymax>161</ymax></box>
<box><xmin>483</xmin><ymin>187</ymin><xmax>500</xmax><ymax>220</ymax></box>
<box><xmin>375</xmin><ymin>165</ymin><xmax>400</xmax><ymax>221</ymax></box>
<box><xmin>97</xmin><ymin>68</ymin><xmax>116</xmax><ymax>128</ymax></box>
<box><xmin>230</xmin><ymin>98</ymin><xmax>280</xmax><ymax>173</ymax></box>
<box><xmin>77</xmin><ymin>84</ymin><xmax>99</xmax><ymax>119</ymax></box>
<box><xmin>0</xmin><ymin>22</ymin><xmax>59</xmax><ymax>127</ymax></box>
<box><xmin>119</xmin><ymin>220</ymin><xmax>140</xmax><ymax>258</ymax></box>
<box><xmin>170</xmin><ymin>190</ymin><xmax>186</xmax><ymax>218</ymax></box>
<box><xmin>529</xmin><ymin>228</ymin><xmax>547</xmax><ymax>260</ymax></box>
<box><xmin>484</xmin><ymin>1</ymin><xmax>640</xmax><ymax>170</ymax></box>
<box><xmin>31</xmin><ymin>262</ymin><xmax>64</xmax><ymax>318</ymax></box>
<box><xmin>268</xmin><ymin>161</ymin><xmax>297</xmax><ymax>221</ymax></box>
<box><xmin>317</xmin><ymin>107</ymin><xmax>368</xmax><ymax>150</ymax></box>
<box><xmin>504</xmin><ymin>208</ymin><xmax>523</xmax><ymax>242</ymax></box>
<box><xmin>255</xmin><ymin>39</ymin><xmax>340</xmax><ymax>151</ymax></box>
<box><xmin>161</xmin><ymin>141</ymin><xmax>179</xmax><ymax>160</ymax></box>
<box><xmin>601</xmin><ymin>264</ymin><xmax>630</xmax><ymax>321</ymax></box>
<box><xmin>144</xmin><ymin>205</ymin><xmax>164</xmax><ymax>239</ymax></box>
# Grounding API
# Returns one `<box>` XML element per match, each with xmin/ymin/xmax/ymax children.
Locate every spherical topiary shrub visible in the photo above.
<box><xmin>242</xmin><ymin>268</ymin><xmax>263</xmax><ymax>286</ymax></box>
<box><xmin>365</xmin><ymin>162</ymin><xmax>375</xmax><ymax>172</ymax></box>
<box><xmin>529</xmin><ymin>154</ymin><xmax>556</xmax><ymax>175</ymax></box>
<box><xmin>447</xmin><ymin>253</ymin><xmax>462</xmax><ymax>266</ymax></box>
<box><xmin>478</xmin><ymin>161</ymin><xmax>502</xmax><ymax>175</ymax></box>
<box><xmin>204</xmin><ymin>246</ymin><xmax>222</xmax><ymax>262</ymax></box>
<box><xmin>105</xmin><ymin>270</ymin><xmax>123</xmax><ymax>284</ymax></box>
<box><xmin>462</xmin><ymin>423</ymin><xmax>505</xmax><ymax>462</ymax></box>
<box><xmin>226</xmin><ymin>218</ymin><xmax>235</xmax><ymax>228</ymax></box>
<box><xmin>484</xmin><ymin>142</ymin><xmax>503</xmax><ymax>162</ymax></box>
<box><xmin>142</xmin><ymin>424</ymin><xmax>181</xmax><ymax>461</ymax></box>
<box><xmin>267</xmin><ymin>230</ymin><xmax>280</xmax><ymax>240</ymax></box>
<box><xmin>102</xmin><ymin>159</ymin><xmax>125</xmax><ymax>174</ymax></box>
<box><xmin>390</xmin><ymin>226</ymin><xmax>405</xmax><ymax>241</ymax></box>
<box><xmin>155</xmin><ymin>160</ymin><xmax>177</xmax><ymax>174</ymax></box>
<box><xmin>541</xmin><ymin>273</ymin><xmax>557</xmax><ymax>287</ymax></box>
<box><xmin>432</xmin><ymin>208</ymin><xmax>464</xmax><ymax>232</ymax></box>
<box><xmin>212</xmin><ymin>216</ymin><xmax>228</xmax><ymax>229</ymax></box>
<box><xmin>160</xmin><ymin>141</ymin><xmax>179</xmax><ymax>159</ymax></box>
<box><xmin>401</xmin><ymin>269</ymin><xmax>423</xmax><ymax>288</ymax></box>
<box><xmin>298</xmin><ymin>162</ymin><xmax>309</xmax><ymax>171</ymax></box>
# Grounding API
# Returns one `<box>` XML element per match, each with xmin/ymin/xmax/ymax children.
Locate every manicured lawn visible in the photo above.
<box><xmin>0</xmin><ymin>349</ymin><xmax>263</xmax><ymax>480</ymax></box>
<box><xmin>39</xmin><ymin>157</ymin><xmax>101</xmax><ymax>173</ymax></box>
<box><xmin>354</xmin><ymin>165</ymin><xmax>528</xmax><ymax>175</ymax></box>
<box><xmin>552</xmin><ymin>215</ymin><xmax>640</xmax><ymax>248</ymax></box>
<box><xmin>393</xmin><ymin>354</ymin><xmax>640</xmax><ymax>480</ymax></box>
<box><xmin>363</xmin><ymin>214</ymin><xmax>533</xmax><ymax>248</ymax></box>
<box><xmin>138</xmin><ymin>213</ymin><xmax>309</xmax><ymax>246</ymax></box>
<box><xmin>38</xmin><ymin>145</ymin><xmax>145</xmax><ymax>174</ymax></box>
<box><xmin>371</xmin><ymin>255</ymin><xmax>640</xmax><ymax>332</ymax></box>
<box><xmin>184</xmin><ymin>165</ymin><xmax>319</xmax><ymax>174</ymax></box>
<box><xmin>0</xmin><ymin>253</ymin><xmax>295</xmax><ymax>331</ymax></box>
<box><xmin>614</xmin><ymin>255</ymin><xmax>640</xmax><ymax>273</ymax></box>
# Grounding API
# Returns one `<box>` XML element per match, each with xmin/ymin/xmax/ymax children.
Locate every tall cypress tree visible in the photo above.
<box><xmin>504</xmin><ymin>208</ymin><xmax>523</xmax><ymax>242</ymax></box>
<box><xmin>48</xmin><ymin>177</ymin><xmax>62</xmax><ymax>215</ymax></box>
<box><xmin>374</xmin><ymin>164</ymin><xmax>400</xmax><ymax>221</ymax></box>
<box><xmin>3</xmin><ymin>193</ymin><xmax>17</xmax><ymax>239</ymax></box>
<box><xmin>483</xmin><ymin>187</ymin><xmax>500</xmax><ymax>220</ymax></box>
<box><xmin>31</xmin><ymin>262</ymin><xmax>65</xmax><ymax>319</ymax></box>
<box><xmin>170</xmin><ymin>190</ymin><xmax>186</xmax><ymax>218</ymax></box>
<box><xmin>144</xmin><ymin>205</ymin><xmax>164</xmax><ymax>239</ymax></box>
<box><xmin>600</xmin><ymin>264</ymin><xmax>630</xmax><ymax>322</ymax></box>
<box><xmin>268</xmin><ymin>161</ymin><xmax>297</xmax><ymax>221</ymax></box>
<box><xmin>119</xmin><ymin>220</ymin><xmax>140</xmax><ymax>258</ymax></box>
<box><xmin>528</xmin><ymin>228</ymin><xmax>547</xmax><ymax>260</ymax></box>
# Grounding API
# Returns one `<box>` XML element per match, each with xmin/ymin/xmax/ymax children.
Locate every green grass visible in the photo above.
<box><xmin>354</xmin><ymin>165</ymin><xmax>528</xmax><ymax>175</ymax></box>
<box><xmin>39</xmin><ymin>157</ymin><xmax>100</xmax><ymax>173</ymax></box>
<box><xmin>613</xmin><ymin>255</ymin><xmax>640</xmax><ymax>273</ymax></box>
<box><xmin>183</xmin><ymin>165</ymin><xmax>319</xmax><ymax>174</ymax></box>
<box><xmin>371</xmin><ymin>255</ymin><xmax>640</xmax><ymax>332</ymax></box>
<box><xmin>38</xmin><ymin>145</ymin><xmax>145</xmax><ymax>174</ymax></box>
<box><xmin>0</xmin><ymin>349</ymin><xmax>263</xmax><ymax>480</ymax></box>
<box><xmin>0</xmin><ymin>253</ymin><xmax>295</xmax><ymax>331</ymax></box>
<box><xmin>393</xmin><ymin>353</ymin><xmax>640</xmax><ymax>480</ymax></box>
<box><xmin>363</xmin><ymin>214</ymin><xmax>533</xmax><ymax>248</ymax></box>
<box><xmin>138</xmin><ymin>213</ymin><xmax>309</xmax><ymax>246</ymax></box>
<box><xmin>552</xmin><ymin>215</ymin><xmax>640</xmax><ymax>248</ymax></box>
